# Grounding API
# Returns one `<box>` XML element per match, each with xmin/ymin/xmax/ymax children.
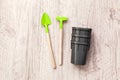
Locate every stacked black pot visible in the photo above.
<box><xmin>71</xmin><ymin>27</ymin><xmax>92</xmax><ymax>65</ymax></box>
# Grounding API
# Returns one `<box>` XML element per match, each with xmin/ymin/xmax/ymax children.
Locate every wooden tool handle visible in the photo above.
<box><xmin>47</xmin><ymin>33</ymin><xmax>56</xmax><ymax>69</ymax></box>
<box><xmin>59</xmin><ymin>29</ymin><xmax>63</xmax><ymax>66</ymax></box>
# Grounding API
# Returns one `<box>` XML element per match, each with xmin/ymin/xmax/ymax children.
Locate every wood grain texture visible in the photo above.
<box><xmin>0</xmin><ymin>0</ymin><xmax>120</xmax><ymax>80</ymax></box>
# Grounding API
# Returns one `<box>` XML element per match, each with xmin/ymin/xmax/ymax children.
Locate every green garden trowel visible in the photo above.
<box><xmin>41</xmin><ymin>13</ymin><xmax>56</xmax><ymax>69</ymax></box>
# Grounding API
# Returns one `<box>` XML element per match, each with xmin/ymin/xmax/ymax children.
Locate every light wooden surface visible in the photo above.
<box><xmin>0</xmin><ymin>0</ymin><xmax>120</xmax><ymax>80</ymax></box>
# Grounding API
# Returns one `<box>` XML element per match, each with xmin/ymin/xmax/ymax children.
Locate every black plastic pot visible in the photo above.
<box><xmin>71</xmin><ymin>27</ymin><xmax>92</xmax><ymax>65</ymax></box>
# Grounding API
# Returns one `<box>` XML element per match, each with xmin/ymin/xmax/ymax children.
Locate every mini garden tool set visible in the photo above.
<box><xmin>41</xmin><ymin>12</ymin><xmax>92</xmax><ymax>69</ymax></box>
